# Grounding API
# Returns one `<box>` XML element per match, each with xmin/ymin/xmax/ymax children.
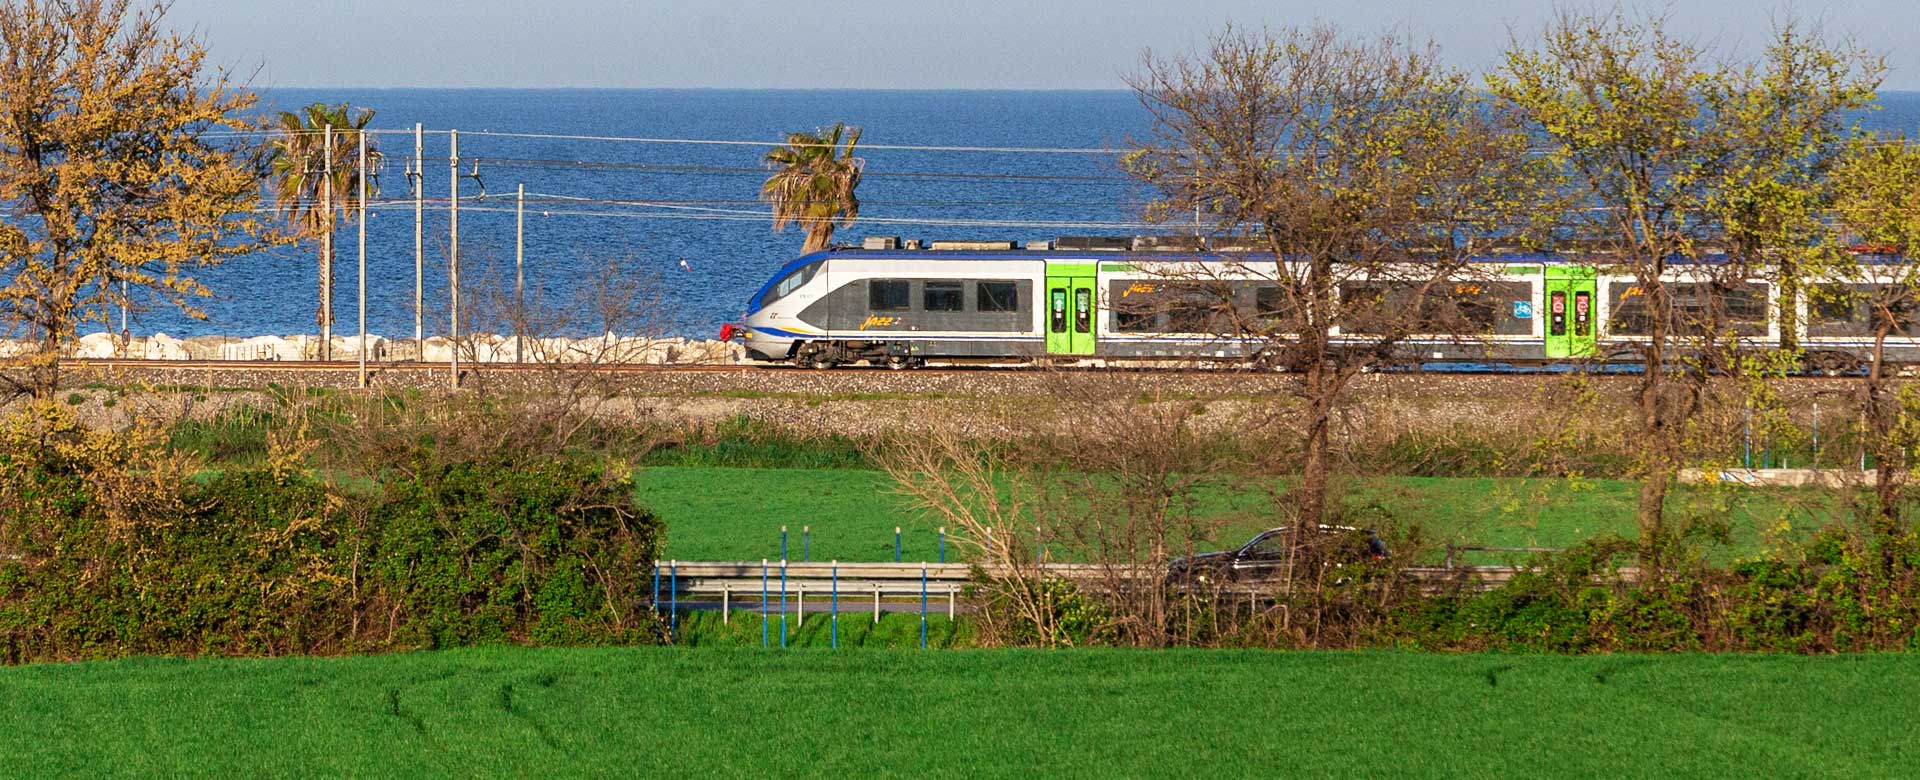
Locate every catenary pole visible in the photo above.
<box><xmin>413</xmin><ymin>123</ymin><xmax>424</xmax><ymax>358</ymax></box>
<box><xmin>357</xmin><ymin>130</ymin><xmax>368</xmax><ymax>388</ymax></box>
<box><xmin>449</xmin><ymin>129</ymin><xmax>460</xmax><ymax>388</ymax></box>
<box><xmin>322</xmin><ymin>123</ymin><xmax>334</xmax><ymax>363</ymax></box>
<box><xmin>516</xmin><ymin>182</ymin><xmax>524</xmax><ymax>363</ymax></box>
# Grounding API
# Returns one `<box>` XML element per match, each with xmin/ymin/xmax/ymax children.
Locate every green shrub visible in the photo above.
<box><xmin>370</xmin><ymin>459</ymin><xmax>660</xmax><ymax>648</ymax></box>
<box><xmin>0</xmin><ymin>404</ymin><xmax>664</xmax><ymax>664</ymax></box>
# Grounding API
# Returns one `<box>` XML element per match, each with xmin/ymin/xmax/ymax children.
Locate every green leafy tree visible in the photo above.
<box><xmin>268</xmin><ymin>103</ymin><xmax>380</xmax><ymax>359</ymax></box>
<box><xmin>1828</xmin><ymin>135</ymin><xmax>1920</xmax><ymax>548</ymax></box>
<box><xmin>0</xmin><ymin>0</ymin><xmax>281</xmax><ymax>397</ymax></box>
<box><xmin>1706</xmin><ymin>21</ymin><xmax>1882</xmax><ymax>353</ymax></box>
<box><xmin>1491</xmin><ymin>9</ymin><xmax>1879</xmax><ymax>559</ymax></box>
<box><xmin>760</xmin><ymin>123</ymin><xmax>863</xmax><ymax>254</ymax></box>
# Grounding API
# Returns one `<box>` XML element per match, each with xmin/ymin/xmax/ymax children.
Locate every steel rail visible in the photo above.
<box><xmin>50</xmin><ymin>357</ymin><xmax>1878</xmax><ymax>380</ymax></box>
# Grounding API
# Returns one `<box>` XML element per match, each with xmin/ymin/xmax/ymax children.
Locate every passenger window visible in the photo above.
<box><xmin>1050</xmin><ymin>288</ymin><xmax>1068</xmax><ymax>333</ymax></box>
<box><xmin>1255</xmin><ymin>286</ymin><xmax>1286</xmax><ymax>316</ymax></box>
<box><xmin>978</xmin><ymin>282</ymin><xmax>1019</xmax><ymax>313</ymax></box>
<box><xmin>924</xmin><ymin>281</ymin><xmax>965</xmax><ymax>312</ymax></box>
<box><xmin>869</xmin><ymin>280</ymin><xmax>911</xmax><ymax>312</ymax></box>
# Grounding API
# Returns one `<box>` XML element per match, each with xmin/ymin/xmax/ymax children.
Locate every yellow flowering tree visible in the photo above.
<box><xmin>0</xmin><ymin>0</ymin><xmax>281</xmax><ymax>397</ymax></box>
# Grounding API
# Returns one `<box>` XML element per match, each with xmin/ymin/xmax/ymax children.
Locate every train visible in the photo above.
<box><xmin>722</xmin><ymin>236</ymin><xmax>1916</xmax><ymax>371</ymax></box>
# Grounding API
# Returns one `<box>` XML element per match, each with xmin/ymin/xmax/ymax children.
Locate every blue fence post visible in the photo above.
<box><xmin>803</xmin><ymin>526</ymin><xmax>811</xmax><ymax>562</ymax></box>
<box><xmin>781</xmin><ymin>526</ymin><xmax>788</xmax><ymax>563</ymax></box>
<box><xmin>669</xmin><ymin>560</ymin><xmax>679</xmax><ymax>642</ymax></box>
<box><xmin>780</xmin><ymin>559</ymin><xmax>789</xmax><ymax>649</ymax></box>
<box><xmin>938</xmin><ymin>527</ymin><xmax>946</xmax><ymax>563</ymax></box>
<box><xmin>895</xmin><ymin>526</ymin><xmax>902</xmax><ymax>563</ymax></box>
<box><xmin>1744</xmin><ymin>405</ymin><xmax>1753</xmax><ymax>469</ymax></box>
<box><xmin>919</xmin><ymin>562</ymin><xmax>928</xmax><ymax>650</ymax></box>
<box><xmin>1813</xmin><ymin>401</ymin><xmax>1822</xmax><ymax>467</ymax></box>
<box><xmin>761</xmin><ymin>558</ymin><xmax>769</xmax><ymax>649</ymax></box>
<box><xmin>831</xmin><ymin>560</ymin><xmax>840</xmax><ymax>649</ymax></box>
<box><xmin>651</xmin><ymin>560</ymin><xmax>660</xmax><ymax>615</ymax></box>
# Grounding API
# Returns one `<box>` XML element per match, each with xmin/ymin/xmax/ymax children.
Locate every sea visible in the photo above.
<box><xmin>94</xmin><ymin>89</ymin><xmax>1920</xmax><ymax>340</ymax></box>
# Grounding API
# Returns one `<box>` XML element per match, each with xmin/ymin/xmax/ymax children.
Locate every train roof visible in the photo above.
<box><xmin>808</xmin><ymin>247</ymin><xmax>1730</xmax><ymax>264</ymax></box>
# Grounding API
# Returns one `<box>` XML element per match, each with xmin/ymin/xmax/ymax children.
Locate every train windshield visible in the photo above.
<box><xmin>755</xmin><ymin>260</ymin><xmax>822</xmax><ymax>311</ymax></box>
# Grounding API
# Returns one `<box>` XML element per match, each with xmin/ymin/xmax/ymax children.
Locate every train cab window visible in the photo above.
<box><xmin>756</xmin><ymin>260</ymin><xmax>821</xmax><ymax>310</ymax></box>
<box><xmin>869</xmin><ymin>280</ymin><xmax>911</xmax><ymax>311</ymax></box>
<box><xmin>978</xmin><ymin>282</ymin><xmax>1019</xmax><ymax>313</ymax></box>
<box><xmin>924</xmin><ymin>281</ymin><xmax>965</xmax><ymax>312</ymax></box>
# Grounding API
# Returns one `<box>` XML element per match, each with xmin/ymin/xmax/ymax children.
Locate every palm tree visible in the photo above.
<box><xmin>269</xmin><ymin>103</ymin><xmax>380</xmax><ymax>359</ymax></box>
<box><xmin>761</xmin><ymin>123</ymin><xmax>864</xmax><ymax>253</ymax></box>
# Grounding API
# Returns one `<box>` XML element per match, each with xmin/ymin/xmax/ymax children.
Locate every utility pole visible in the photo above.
<box><xmin>413</xmin><ymin>122</ymin><xmax>424</xmax><ymax>360</ymax></box>
<box><xmin>448</xmin><ymin>129</ymin><xmax>460</xmax><ymax>388</ymax></box>
<box><xmin>516</xmin><ymin>182</ymin><xmax>525</xmax><ymax>364</ymax></box>
<box><xmin>357</xmin><ymin>129</ymin><xmax>369</xmax><ymax>389</ymax></box>
<box><xmin>321</xmin><ymin>124</ymin><xmax>333</xmax><ymax>361</ymax></box>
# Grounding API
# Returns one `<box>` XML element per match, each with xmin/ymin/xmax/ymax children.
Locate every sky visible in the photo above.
<box><xmin>168</xmin><ymin>0</ymin><xmax>1920</xmax><ymax>90</ymax></box>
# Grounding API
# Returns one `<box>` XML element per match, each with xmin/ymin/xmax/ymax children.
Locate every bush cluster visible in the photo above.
<box><xmin>1399</xmin><ymin>532</ymin><xmax>1920</xmax><ymax>653</ymax></box>
<box><xmin>0</xmin><ymin>404</ymin><xmax>664</xmax><ymax>664</ymax></box>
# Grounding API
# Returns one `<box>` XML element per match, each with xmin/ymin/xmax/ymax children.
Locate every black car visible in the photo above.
<box><xmin>1166</xmin><ymin>526</ymin><xmax>1389</xmax><ymax>586</ymax></box>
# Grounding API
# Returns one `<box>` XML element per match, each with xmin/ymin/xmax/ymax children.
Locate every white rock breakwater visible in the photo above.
<box><xmin>53</xmin><ymin>332</ymin><xmax>746</xmax><ymax>365</ymax></box>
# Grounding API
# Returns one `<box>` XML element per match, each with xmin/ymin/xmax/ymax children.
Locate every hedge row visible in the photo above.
<box><xmin>0</xmin><ymin>408</ymin><xmax>663</xmax><ymax>663</ymax></box>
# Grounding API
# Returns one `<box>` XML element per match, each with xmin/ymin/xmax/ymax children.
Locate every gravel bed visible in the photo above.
<box><xmin>30</xmin><ymin>363</ymin><xmax>1871</xmax><ymax>442</ymax></box>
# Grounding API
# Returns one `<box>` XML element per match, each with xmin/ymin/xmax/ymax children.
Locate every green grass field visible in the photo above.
<box><xmin>636</xmin><ymin>466</ymin><xmax>1845</xmax><ymax>563</ymax></box>
<box><xmin>2</xmin><ymin>647</ymin><xmax>1912</xmax><ymax>779</ymax></box>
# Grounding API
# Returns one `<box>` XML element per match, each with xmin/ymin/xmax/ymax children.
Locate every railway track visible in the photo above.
<box><xmin>61</xmin><ymin>357</ymin><xmax>756</xmax><ymax>373</ymax></box>
<box><xmin>52</xmin><ymin>356</ymin><xmax>1881</xmax><ymax>379</ymax></box>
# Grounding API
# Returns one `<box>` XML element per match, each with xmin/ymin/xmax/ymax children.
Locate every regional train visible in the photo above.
<box><xmin>723</xmin><ymin>236</ymin><xmax>1918</xmax><ymax>371</ymax></box>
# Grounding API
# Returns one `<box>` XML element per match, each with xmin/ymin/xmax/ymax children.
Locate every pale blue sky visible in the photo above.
<box><xmin>168</xmin><ymin>0</ymin><xmax>1920</xmax><ymax>90</ymax></box>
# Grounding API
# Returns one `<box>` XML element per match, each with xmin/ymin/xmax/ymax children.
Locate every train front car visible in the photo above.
<box><xmin>730</xmin><ymin>253</ymin><xmax>828</xmax><ymax>363</ymax></box>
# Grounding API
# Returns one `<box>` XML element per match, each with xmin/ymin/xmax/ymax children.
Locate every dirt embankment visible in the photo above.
<box><xmin>36</xmin><ymin>364</ymin><xmax>1864</xmax><ymax>447</ymax></box>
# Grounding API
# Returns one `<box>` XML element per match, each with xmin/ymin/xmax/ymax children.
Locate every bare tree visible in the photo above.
<box><xmin>878</xmin><ymin>367</ymin><xmax>1416</xmax><ymax>648</ymax></box>
<box><xmin>1123</xmin><ymin>24</ymin><xmax>1551</xmax><ymax>533</ymax></box>
<box><xmin>438</xmin><ymin>252</ymin><xmax>686</xmax><ymax>447</ymax></box>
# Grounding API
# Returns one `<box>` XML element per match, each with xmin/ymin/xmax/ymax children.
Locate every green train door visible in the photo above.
<box><xmin>1543</xmin><ymin>266</ymin><xmax>1598</xmax><ymax>358</ymax></box>
<box><xmin>1045</xmin><ymin>263</ymin><xmax>1097</xmax><ymax>355</ymax></box>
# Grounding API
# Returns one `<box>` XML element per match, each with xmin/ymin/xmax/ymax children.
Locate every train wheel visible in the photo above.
<box><xmin>807</xmin><ymin>352</ymin><xmax>836</xmax><ymax>370</ymax></box>
<box><xmin>886</xmin><ymin>356</ymin><xmax>911</xmax><ymax>370</ymax></box>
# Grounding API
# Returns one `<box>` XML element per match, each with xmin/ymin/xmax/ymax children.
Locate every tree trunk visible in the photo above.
<box><xmin>1866</xmin><ymin>324</ymin><xmax>1902</xmax><ymax>563</ymax></box>
<box><xmin>1295</xmin><ymin>253</ymin><xmax>1338</xmax><ymax>530</ymax></box>
<box><xmin>803</xmin><ymin>225</ymin><xmax>833</xmax><ymax>254</ymax></box>
<box><xmin>1298</xmin><ymin>362</ymin><xmax>1333</xmax><ymax>527</ymax></box>
<box><xmin>31</xmin><ymin>327</ymin><xmax>64</xmax><ymax>399</ymax></box>
<box><xmin>319</xmin><ymin>231</ymin><xmax>332</xmax><ymax>361</ymax></box>
<box><xmin>1635</xmin><ymin>279</ymin><xmax>1672</xmax><ymax>559</ymax></box>
<box><xmin>1776</xmin><ymin>256</ymin><xmax>1800</xmax><ymax>353</ymax></box>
